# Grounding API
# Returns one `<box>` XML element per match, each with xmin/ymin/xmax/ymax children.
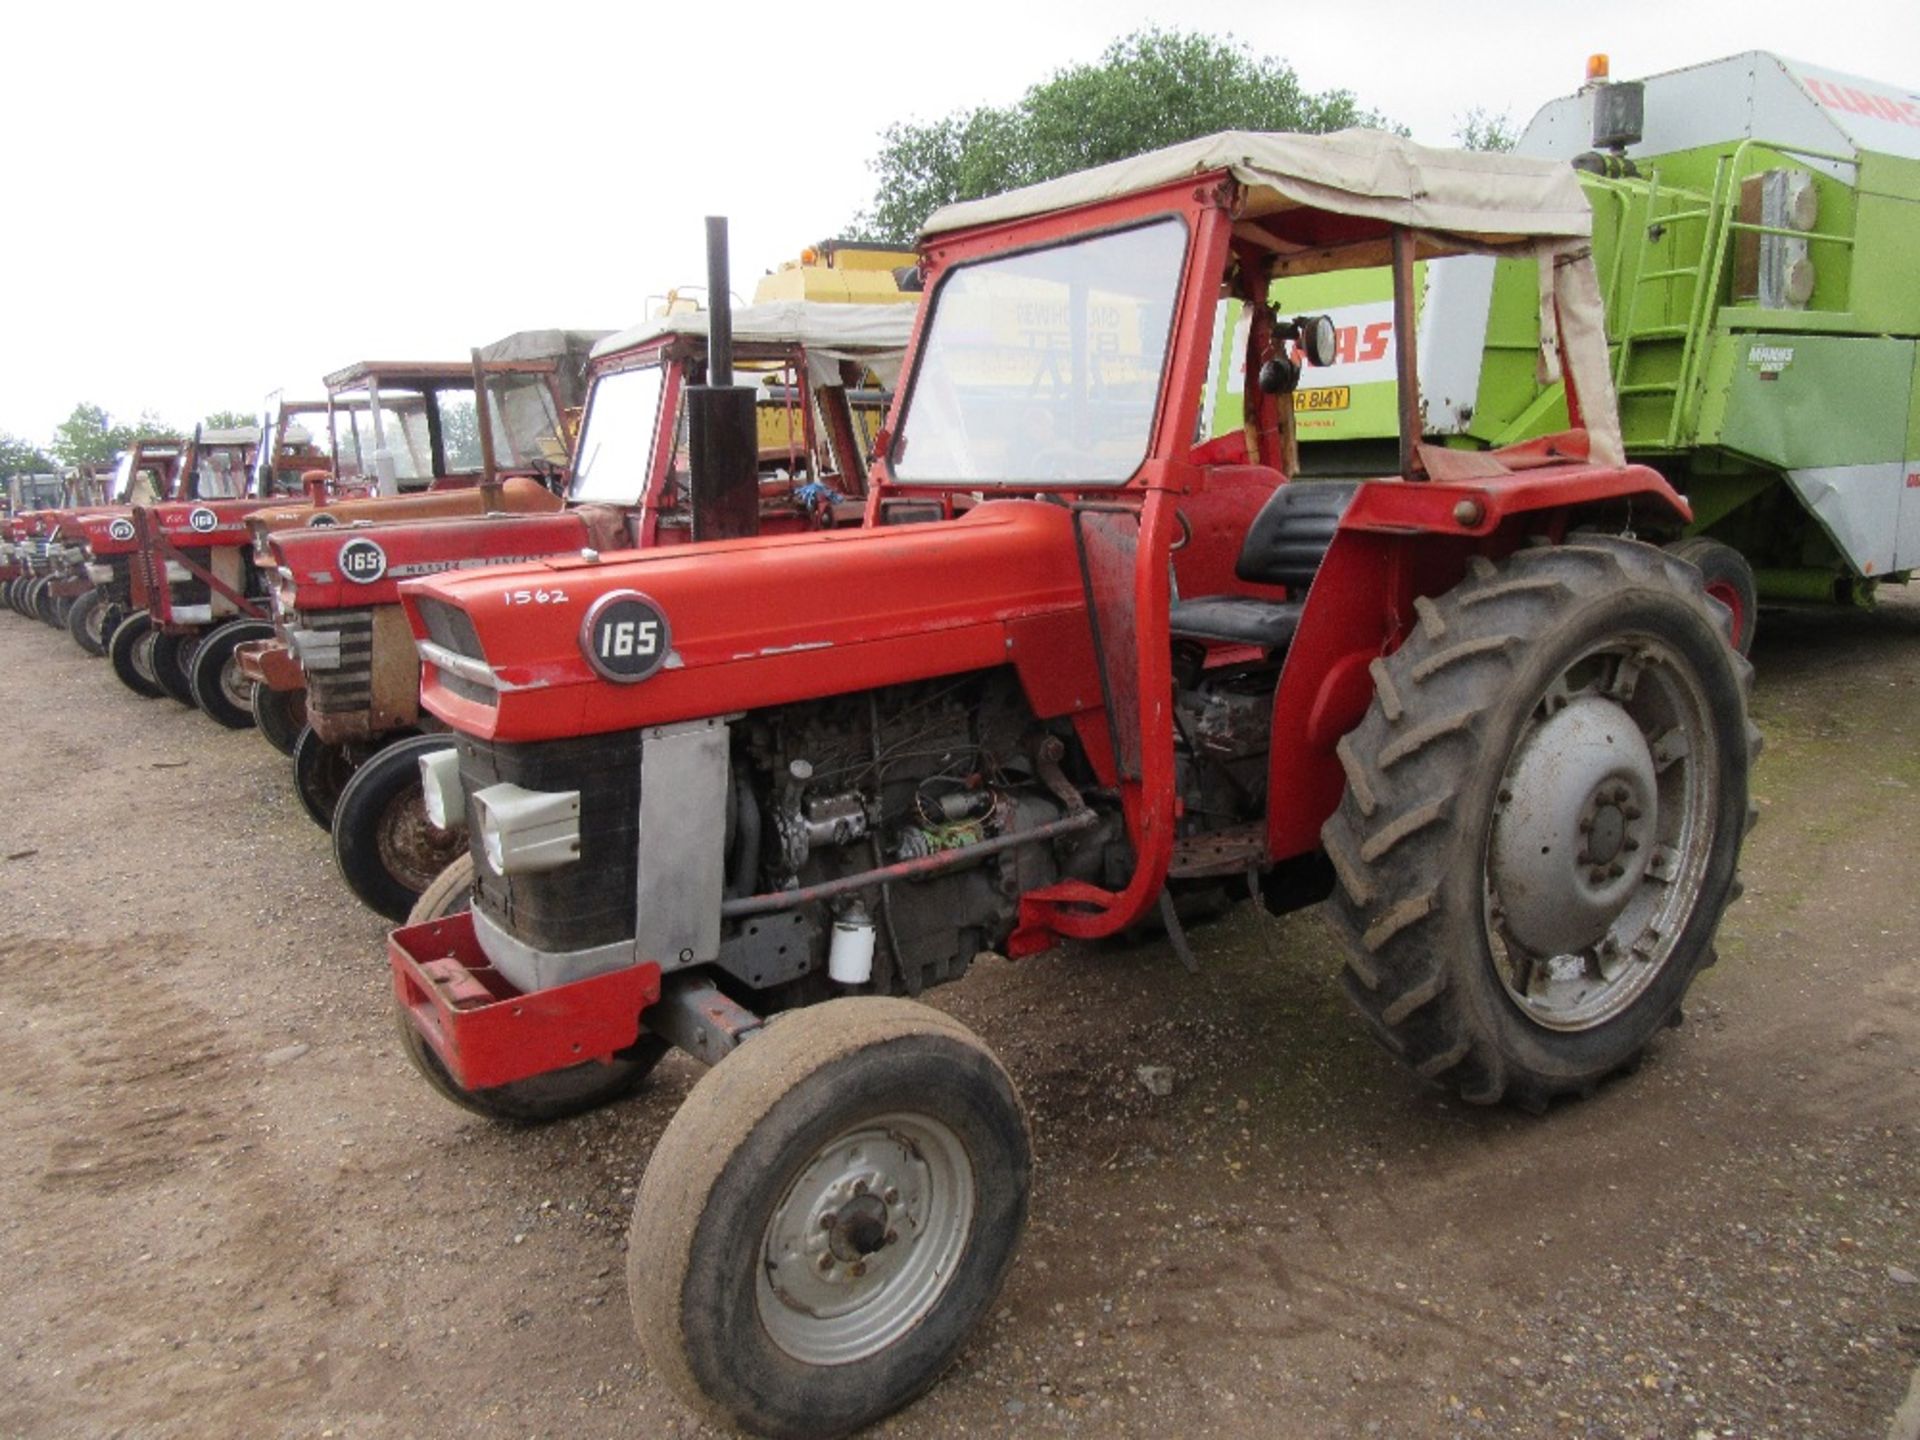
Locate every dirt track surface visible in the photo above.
<box><xmin>1</xmin><ymin>600</ymin><xmax>1916</xmax><ymax>1440</ymax></box>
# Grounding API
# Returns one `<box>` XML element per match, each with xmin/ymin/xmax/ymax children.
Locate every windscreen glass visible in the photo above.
<box><xmin>485</xmin><ymin>373</ymin><xmax>569</xmax><ymax>471</ymax></box>
<box><xmin>891</xmin><ymin>219</ymin><xmax>1187</xmax><ymax>487</ymax></box>
<box><xmin>433</xmin><ymin>387</ymin><xmax>484</xmax><ymax>473</ymax></box>
<box><xmin>332</xmin><ymin>395</ymin><xmax>432</xmax><ymax>486</ymax></box>
<box><xmin>568</xmin><ymin>363</ymin><xmax>666</xmax><ymax>504</ymax></box>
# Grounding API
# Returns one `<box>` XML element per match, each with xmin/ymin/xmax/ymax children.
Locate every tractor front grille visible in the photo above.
<box><xmin>290</xmin><ymin>607</ymin><xmax>374</xmax><ymax>716</ymax></box>
<box><xmin>459</xmin><ymin>728</ymin><xmax>643</xmax><ymax>954</ymax></box>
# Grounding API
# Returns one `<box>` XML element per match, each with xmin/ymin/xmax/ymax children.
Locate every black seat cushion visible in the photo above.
<box><xmin>1235</xmin><ymin>480</ymin><xmax>1360</xmax><ymax>588</ymax></box>
<box><xmin>1168</xmin><ymin>597</ymin><xmax>1304</xmax><ymax>649</ymax></box>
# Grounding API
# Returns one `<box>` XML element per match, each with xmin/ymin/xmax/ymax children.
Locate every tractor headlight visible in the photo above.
<box><xmin>472</xmin><ymin>783</ymin><xmax>580</xmax><ymax>876</ymax></box>
<box><xmin>419</xmin><ymin>748</ymin><xmax>466</xmax><ymax>831</ymax></box>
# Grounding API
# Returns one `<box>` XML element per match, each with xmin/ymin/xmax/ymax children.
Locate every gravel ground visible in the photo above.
<box><xmin>0</xmin><ymin>594</ymin><xmax>1915</xmax><ymax>1440</ymax></box>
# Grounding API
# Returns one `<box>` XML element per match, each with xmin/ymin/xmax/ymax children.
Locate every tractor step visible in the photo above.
<box><xmin>390</xmin><ymin>912</ymin><xmax>662</xmax><ymax>1091</ymax></box>
<box><xmin>1167</xmin><ymin>820</ymin><xmax>1266</xmax><ymax>879</ymax></box>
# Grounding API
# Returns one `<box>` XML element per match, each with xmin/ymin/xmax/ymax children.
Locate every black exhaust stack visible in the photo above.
<box><xmin>686</xmin><ymin>216</ymin><xmax>760</xmax><ymax>541</ymax></box>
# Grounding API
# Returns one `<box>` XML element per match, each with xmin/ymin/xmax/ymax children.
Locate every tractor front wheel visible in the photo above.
<box><xmin>189</xmin><ymin>619</ymin><xmax>275</xmax><ymax>729</ymax></box>
<box><xmin>1320</xmin><ymin>539</ymin><xmax>1758</xmax><ymax>1110</ymax></box>
<box><xmin>251</xmin><ymin>682</ymin><xmax>307</xmax><ymax>757</ymax></box>
<box><xmin>1665</xmin><ymin>536</ymin><xmax>1757</xmax><ymax>655</ymax></box>
<box><xmin>29</xmin><ymin>577</ymin><xmax>56</xmax><ymax>625</ymax></box>
<box><xmin>67</xmin><ymin>590</ymin><xmax>118</xmax><ymax>656</ymax></box>
<box><xmin>149</xmin><ymin>630</ymin><xmax>201</xmax><ymax>707</ymax></box>
<box><xmin>629</xmin><ymin>997</ymin><xmax>1031</xmax><ymax>1439</ymax></box>
<box><xmin>5</xmin><ymin>576</ymin><xmax>26</xmax><ymax>615</ymax></box>
<box><xmin>333</xmin><ymin>735</ymin><xmax>467</xmax><ymax>922</ymax></box>
<box><xmin>107</xmin><ymin>610</ymin><xmax>166</xmax><ymax>699</ymax></box>
<box><xmin>408</xmin><ymin>853</ymin><xmax>474</xmax><ymax>925</ymax></box>
<box><xmin>291</xmin><ymin>726</ymin><xmax>361</xmax><ymax>830</ymax></box>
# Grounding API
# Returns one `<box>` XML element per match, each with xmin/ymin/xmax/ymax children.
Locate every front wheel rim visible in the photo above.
<box><xmin>756</xmin><ymin>1112</ymin><xmax>974</xmax><ymax>1367</ymax></box>
<box><xmin>1484</xmin><ymin>636</ymin><xmax>1719</xmax><ymax>1032</ymax></box>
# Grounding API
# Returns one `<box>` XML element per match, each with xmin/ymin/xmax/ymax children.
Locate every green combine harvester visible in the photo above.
<box><xmin>1230</xmin><ymin>52</ymin><xmax>1920</xmax><ymax>650</ymax></box>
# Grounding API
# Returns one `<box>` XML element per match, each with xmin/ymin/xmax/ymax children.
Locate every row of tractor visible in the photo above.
<box><xmin>15</xmin><ymin>52</ymin><xmax>1897</xmax><ymax>1435</ymax></box>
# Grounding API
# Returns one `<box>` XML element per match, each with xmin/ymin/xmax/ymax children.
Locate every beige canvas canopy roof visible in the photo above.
<box><xmin>591</xmin><ymin>301</ymin><xmax>916</xmax><ymax>388</ymax></box>
<box><xmin>922</xmin><ymin>128</ymin><xmax>1593</xmax><ymax>245</ymax></box>
<box><xmin>923</xmin><ymin>128</ymin><xmax>1623</xmax><ymax>465</ymax></box>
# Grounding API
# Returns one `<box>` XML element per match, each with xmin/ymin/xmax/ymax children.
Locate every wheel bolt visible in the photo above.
<box><xmin>883</xmin><ymin>1188</ymin><xmax>900</xmax><ymax>1206</ymax></box>
<box><xmin>1622</xmin><ymin>838</ymin><xmax>1639</xmax><ymax>853</ymax></box>
<box><xmin>851</xmin><ymin>1261</ymin><xmax>867</xmax><ymax>1278</ymax></box>
<box><xmin>1622</xmin><ymin>804</ymin><xmax>1642</xmax><ymax>820</ymax></box>
<box><xmin>1589</xmin><ymin>866</ymin><xmax>1609</xmax><ymax>884</ymax></box>
<box><xmin>820</xmin><ymin>1212</ymin><xmax>837</xmax><ymax>1230</ymax></box>
<box><xmin>852</xmin><ymin>1179</ymin><xmax>868</xmax><ymax>1197</ymax></box>
<box><xmin>817</xmin><ymin>1254</ymin><xmax>833</xmax><ymax>1273</ymax></box>
<box><xmin>885</xmin><ymin>1229</ymin><xmax>898</xmax><ymax>1246</ymax></box>
<box><xmin>1608</xmin><ymin>862</ymin><xmax>1625</xmax><ymax>879</ymax></box>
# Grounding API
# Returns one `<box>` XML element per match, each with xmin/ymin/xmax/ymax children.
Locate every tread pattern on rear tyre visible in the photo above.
<box><xmin>1320</xmin><ymin>539</ymin><xmax>1759</xmax><ymax>1111</ymax></box>
<box><xmin>630</xmin><ymin>998</ymin><xmax>1026</xmax><ymax>1438</ymax></box>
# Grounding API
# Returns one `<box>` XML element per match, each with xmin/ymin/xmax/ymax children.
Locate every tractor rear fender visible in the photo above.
<box><xmin>271</xmin><ymin>511</ymin><xmax>596</xmax><ymax>612</ymax></box>
<box><xmin>1265</xmin><ymin>460</ymin><xmax>1688</xmax><ymax>861</ymax></box>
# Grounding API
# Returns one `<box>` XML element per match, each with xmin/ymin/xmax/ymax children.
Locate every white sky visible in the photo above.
<box><xmin>2</xmin><ymin>0</ymin><xmax>1915</xmax><ymax>447</ymax></box>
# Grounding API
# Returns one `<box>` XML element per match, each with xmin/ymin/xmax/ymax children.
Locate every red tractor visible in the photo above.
<box><xmin>263</xmin><ymin>300</ymin><xmax>911</xmax><ymax>920</ymax></box>
<box><xmin>21</xmin><ymin>438</ymin><xmax>186</xmax><ymax>634</ymax></box>
<box><xmin>230</xmin><ymin>338</ymin><xmax>599</xmax><ymax>779</ymax></box>
<box><xmin>387</xmin><ymin>134</ymin><xmax>1757</xmax><ymax>1437</ymax></box>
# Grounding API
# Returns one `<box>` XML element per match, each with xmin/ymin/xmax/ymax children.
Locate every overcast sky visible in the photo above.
<box><xmin>2</xmin><ymin>0</ymin><xmax>1915</xmax><ymax>448</ymax></box>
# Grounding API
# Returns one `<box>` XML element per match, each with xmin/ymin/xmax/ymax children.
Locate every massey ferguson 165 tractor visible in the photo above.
<box><xmin>17</xmin><ymin>438</ymin><xmax>184</xmax><ymax>631</ymax></box>
<box><xmin>265</xmin><ymin>299</ymin><xmax>911</xmax><ymax>921</ymax></box>
<box><xmin>386</xmin><ymin>134</ymin><xmax>1757</xmax><ymax>1437</ymax></box>
<box><xmin>234</xmin><ymin>339</ymin><xmax>599</xmax><ymax>760</ymax></box>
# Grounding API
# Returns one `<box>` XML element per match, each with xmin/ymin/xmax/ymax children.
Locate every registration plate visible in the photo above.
<box><xmin>1293</xmin><ymin>386</ymin><xmax>1351</xmax><ymax>413</ymax></box>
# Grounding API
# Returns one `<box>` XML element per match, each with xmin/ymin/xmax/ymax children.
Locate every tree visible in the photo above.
<box><xmin>0</xmin><ymin>432</ymin><xmax>56</xmax><ymax>478</ymax></box>
<box><xmin>853</xmin><ymin>28</ymin><xmax>1399</xmax><ymax>241</ymax></box>
<box><xmin>47</xmin><ymin>402</ymin><xmax>176</xmax><ymax>468</ymax></box>
<box><xmin>1454</xmin><ymin>107</ymin><xmax>1518</xmax><ymax>152</ymax></box>
<box><xmin>202</xmin><ymin>409</ymin><xmax>260</xmax><ymax>432</ymax></box>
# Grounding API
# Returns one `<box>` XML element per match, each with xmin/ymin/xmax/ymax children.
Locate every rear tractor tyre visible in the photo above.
<box><xmin>251</xmin><ymin>682</ymin><xmax>307</xmax><ymax>757</ymax></box>
<box><xmin>149</xmin><ymin>630</ymin><xmax>201</xmax><ymax>707</ymax></box>
<box><xmin>189</xmin><ymin>619</ymin><xmax>275</xmax><ymax>729</ymax></box>
<box><xmin>291</xmin><ymin>725</ymin><xmax>359</xmax><ymax>830</ymax></box>
<box><xmin>1665</xmin><ymin>536</ymin><xmax>1756</xmax><ymax>655</ymax></box>
<box><xmin>332</xmin><ymin>735</ymin><xmax>467</xmax><ymax>922</ymax></box>
<box><xmin>407</xmin><ymin>852</ymin><xmax>475</xmax><ymax>925</ymax></box>
<box><xmin>629</xmin><ymin>997</ymin><xmax>1031</xmax><ymax>1439</ymax></box>
<box><xmin>1320</xmin><ymin>539</ymin><xmax>1758</xmax><ymax>1111</ymax></box>
<box><xmin>107</xmin><ymin>610</ymin><xmax>166</xmax><ymax>699</ymax></box>
<box><xmin>395</xmin><ymin>1004</ymin><xmax>667</xmax><ymax>1125</ymax></box>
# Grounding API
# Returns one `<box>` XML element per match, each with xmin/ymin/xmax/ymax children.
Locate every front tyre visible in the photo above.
<box><xmin>67</xmin><ymin>590</ymin><xmax>116</xmax><ymax>656</ymax></box>
<box><xmin>107</xmin><ymin>610</ymin><xmax>166</xmax><ymax>699</ymax></box>
<box><xmin>332</xmin><ymin>735</ymin><xmax>467</xmax><ymax>921</ymax></box>
<box><xmin>291</xmin><ymin>725</ymin><xmax>359</xmax><ymax>829</ymax></box>
<box><xmin>189</xmin><ymin>619</ymin><xmax>275</xmax><ymax>728</ymax></box>
<box><xmin>407</xmin><ymin>852</ymin><xmax>474</xmax><ymax>925</ymax></box>
<box><xmin>150</xmin><ymin>629</ymin><xmax>200</xmax><ymax>707</ymax></box>
<box><xmin>1321</xmin><ymin>540</ymin><xmax>1758</xmax><ymax>1110</ymax></box>
<box><xmin>251</xmin><ymin>682</ymin><xmax>307</xmax><ymax>757</ymax></box>
<box><xmin>630</xmin><ymin>998</ymin><xmax>1031</xmax><ymax>1439</ymax></box>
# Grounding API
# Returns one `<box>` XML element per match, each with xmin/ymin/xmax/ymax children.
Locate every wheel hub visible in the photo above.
<box><xmin>758</xmin><ymin>1115</ymin><xmax>972</xmax><ymax>1367</ymax></box>
<box><xmin>1491</xmin><ymin>694</ymin><xmax>1657</xmax><ymax>957</ymax></box>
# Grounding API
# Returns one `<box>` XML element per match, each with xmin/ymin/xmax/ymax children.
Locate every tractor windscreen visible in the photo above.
<box><xmin>333</xmin><ymin>396</ymin><xmax>434</xmax><ymax>487</ymax></box>
<box><xmin>485</xmin><ymin>373</ymin><xmax>569</xmax><ymax>471</ymax></box>
<box><xmin>568</xmin><ymin>363</ymin><xmax>667</xmax><ymax>504</ymax></box>
<box><xmin>891</xmin><ymin>217</ymin><xmax>1186</xmax><ymax>487</ymax></box>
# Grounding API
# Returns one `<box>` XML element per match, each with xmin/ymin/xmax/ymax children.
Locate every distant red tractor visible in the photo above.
<box><xmin>263</xmin><ymin>300</ymin><xmax>911</xmax><ymax>919</ymax></box>
<box><xmin>21</xmin><ymin>437</ymin><xmax>187</xmax><ymax>638</ymax></box>
<box><xmin>230</xmin><ymin>336</ymin><xmax>599</xmax><ymax>775</ymax></box>
<box><xmin>388</xmin><ymin>135</ymin><xmax>1756</xmax><ymax>1438</ymax></box>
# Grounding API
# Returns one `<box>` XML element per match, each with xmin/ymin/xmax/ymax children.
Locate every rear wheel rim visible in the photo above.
<box><xmin>756</xmin><ymin>1112</ymin><xmax>974</xmax><ymax>1367</ymax></box>
<box><xmin>1484</xmin><ymin>636</ymin><xmax>1719</xmax><ymax>1032</ymax></box>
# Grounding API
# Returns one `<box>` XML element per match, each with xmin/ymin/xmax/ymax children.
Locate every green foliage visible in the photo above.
<box><xmin>1454</xmin><ymin>107</ymin><xmax>1518</xmax><ymax>152</ymax></box>
<box><xmin>201</xmin><ymin>409</ymin><xmax>259</xmax><ymax>432</ymax></box>
<box><xmin>854</xmin><ymin>28</ymin><xmax>1398</xmax><ymax>241</ymax></box>
<box><xmin>0</xmin><ymin>432</ymin><xmax>56</xmax><ymax>479</ymax></box>
<box><xmin>47</xmin><ymin>402</ymin><xmax>176</xmax><ymax>468</ymax></box>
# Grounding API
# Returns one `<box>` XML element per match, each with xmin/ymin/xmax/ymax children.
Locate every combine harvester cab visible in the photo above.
<box><xmin>385</xmin><ymin>134</ymin><xmax>1758</xmax><ymax>1437</ymax></box>
<box><xmin>232</xmin><ymin>337</ymin><xmax>599</xmax><ymax>751</ymax></box>
<box><xmin>1263</xmin><ymin>51</ymin><xmax>1920</xmax><ymax>650</ymax></box>
<box><xmin>272</xmin><ymin>296</ymin><xmax>912</xmax><ymax>920</ymax></box>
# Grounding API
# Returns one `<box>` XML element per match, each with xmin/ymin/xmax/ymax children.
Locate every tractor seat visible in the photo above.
<box><xmin>1169</xmin><ymin>481</ymin><xmax>1360</xmax><ymax>650</ymax></box>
